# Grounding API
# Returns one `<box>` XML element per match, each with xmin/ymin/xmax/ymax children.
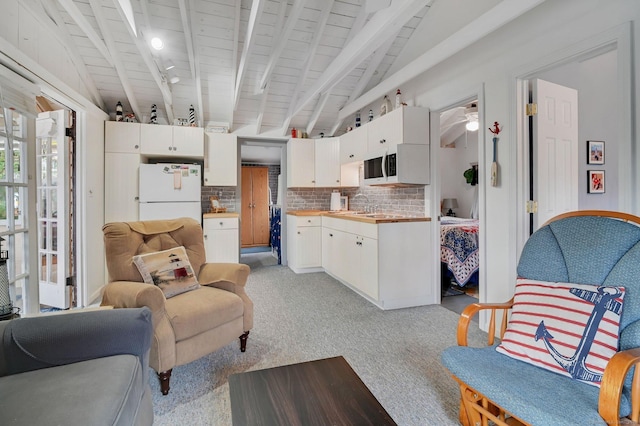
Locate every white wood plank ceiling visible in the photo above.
<box><xmin>24</xmin><ymin>0</ymin><xmax>546</xmax><ymax>137</ymax></box>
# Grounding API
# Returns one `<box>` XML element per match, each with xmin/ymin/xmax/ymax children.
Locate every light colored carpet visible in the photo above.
<box><xmin>150</xmin><ymin>255</ymin><xmax>488</xmax><ymax>425</ymax></box>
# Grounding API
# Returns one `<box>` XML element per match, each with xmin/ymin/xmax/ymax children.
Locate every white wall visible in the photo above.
<box><xmin>440</xmin><ymin>131</ymin><xmax>478</xmax><ymax>218</ymax></box>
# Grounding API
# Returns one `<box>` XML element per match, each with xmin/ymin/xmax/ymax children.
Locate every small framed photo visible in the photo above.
<box><xmin>588</xmin><ymin>170</ymin><xmax>605</xmax><ymax>194</ymax></box>
<box><xmin>587</xmin><ymin>140</ymin><xmax>605</xmax><ymax>165</ymax></box>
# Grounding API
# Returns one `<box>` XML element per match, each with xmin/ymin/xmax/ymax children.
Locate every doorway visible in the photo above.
<box><xmin>437</xmin><ymin>99</ymin><xmax>481</xmax><ymax>315</ymax></box>
<box><xmin>240</xmin><ymin>166</ymin><xmax>270</xmax><ymax>248</ymax></box>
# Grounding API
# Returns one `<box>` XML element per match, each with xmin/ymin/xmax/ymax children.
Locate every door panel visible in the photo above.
<box><xmin>241</xmin><ymin>167</ymin><xmax>270</xmax><ymax>247</ymax></box>
<box><xmin>532</xmin><ymin>79</ymin><xmax>579</xmax><ymax>229</ymax></box>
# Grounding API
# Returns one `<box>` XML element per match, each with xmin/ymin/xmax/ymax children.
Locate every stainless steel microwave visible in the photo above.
<box><xmin>363</xmin><ymin>144</ymin><xmax>430</xmax><ymax>186</ymax></box>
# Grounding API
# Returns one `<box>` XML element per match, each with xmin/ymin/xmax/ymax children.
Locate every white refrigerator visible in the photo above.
<box><xmin>139</xmin><ymin>163</ymin><xmax>202</xmax><ymax>222</ymax></box>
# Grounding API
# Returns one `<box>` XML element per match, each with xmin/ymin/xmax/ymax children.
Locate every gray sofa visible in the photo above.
<box><xmin>0</xmin><ymin>307</ymin><xmax>154</xmax><ymax>425</ymax></box>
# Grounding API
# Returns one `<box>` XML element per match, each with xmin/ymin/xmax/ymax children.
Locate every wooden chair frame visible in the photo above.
<box><xmin>451</xmin><ymin>210</ymin><xmax>640</xmax><ymax>426</ymax></box>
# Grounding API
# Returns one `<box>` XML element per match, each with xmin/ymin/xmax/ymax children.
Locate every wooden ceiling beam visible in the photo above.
<box><xmin>257</xmin><ymin>0</ymin><xmax>307</xmax><ymax>92</ymax></box>
<box><xmin>88</xmin><ymin>0</ymin><xmax>142</xmax><ymax>120</ymax></box>
<box><xmin>305</xmin><ymin>3</ymin><xmax>370</xmax><ymax>135</ymax></box>
<box><xmin>120</xmin><ymin>0</ymin><xmax>174</xmax><ymax>123</ymax></box>
<box><xmin>255</xmin><ymin>0</ymin><xmax>287</xmax><ymax>134</ymax></box>
<box><xmin>55</xmin><ymin>0</ymin><xmax>114</xmax><ymax>67</ymax></box>
<box><xmin>340</xmin><ymin>0</ymin><xmax>546</xmax><ymax>119</ymax></box>
<box><xmin>329</xmin><ymin>31</ymin><xmax>398</xmax><ymax>135</ymax></box>
<box><xmin>179</xmin><ymin>0</ymin><xmax>204</xmax><ymax>126</ymax></box>
<box><xmin>234</xmin><ymin>0</ymin><xmax>266</xmax><ymax>111</ymax></box>
<box><xmin>23</xmin><ymin>0</ymin><xmax>105</xmax><ymax>110</ymax></box>
<box><xmin>289</xmin><ymin>0</ymin><xmax>428</xmax><ymax>123</ymax></box>
<box><xmin>229</xmin><ymin>0</ymin><xmax>241</xmax><ymax>128</ymax></box>
<box><xmin>280</xmin><ymin>0</ymin><xmax>334</xmax><ymax>135</ymax></box>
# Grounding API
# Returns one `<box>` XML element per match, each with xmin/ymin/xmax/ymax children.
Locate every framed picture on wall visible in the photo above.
<box><xmin>587</xmin><ymin>140</ymin><xmax>605</xmax><ymax>165</ymax></box>
<box><xmin>588</xmin><ymin>170</ymin><xmax>605</xmax><ymax>194</ymax></box>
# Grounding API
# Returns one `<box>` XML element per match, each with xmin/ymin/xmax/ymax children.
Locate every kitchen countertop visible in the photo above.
<box><xmin>287</xmin><ymin>210</ymin><xmax>430</xmax><ymax>224</ymax></box>
<box><xmin>203</xmin><ymin>212</ymin><xmax>240</xmax><ymax>219</ymax></box>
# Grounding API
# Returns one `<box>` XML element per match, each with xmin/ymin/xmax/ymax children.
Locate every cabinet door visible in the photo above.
<box><xmin>105</xmin><ymin>121</ymin><xmax>140</xmax><ymax>153</ymax></box>
<box><xmin>203</xmin><ymin>218</ymin><xmax>239</xmax><ymax>263</ymax></box>
<box><xmin>173</xmin><ymin>126</ymin><xmax>204</xmax><ymax>157</ymax></box>
<box><xmin>105</xmin><ymin>153</ymin><xmax>140</xmax><ymax>222</ymax></box>
<box><xmin>357</xmin><ymin>236</ymin><xmax>379</xmax><ymax>299</ymax></box>
<box><xmin>339</xmin><ymin>126</ymin><xmax>367</xmax><ymax>164</ymax></box>
<box><xmin>295</xmin><ymin>226</ymin><xmax>321</xmax><ymax>268</ymax></box>
<box><xmin>204</xmin><ymin>133</ymin><xmax>237</xmax><ymax>186</ymax></box>
<box><xmin>322</xmin><ymin>227</ymin><xmax>338</xmax><ymax>273</ymax></box>
<box><xmin>314</xmin><ymin>137</ymin><xmax>340</xmax><ymax>187</ymax></box>
<box><xmin>287</xmin><ymin>138</ymin><xmax>315</xmax><ymax>187</ymax></box>
<box><xmin>140</xmin><ymin>123</ymin><xmax>173</xmax><ymax>155</ymax></box>
<box><xmin>367</xmin><ymin>109</ymin><xmax>399</xmax><ymax>152</ymax></box>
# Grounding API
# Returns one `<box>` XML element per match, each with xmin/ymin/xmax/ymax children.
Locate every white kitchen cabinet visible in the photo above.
<box><xmin>105</xmin><ymin>121</ymin><xmax>140</xmax><ymax>153</ymax></box>
<box><xmin>104</xmin><ymin>152</ymin><xmax>140</xmax><ymax>223</ymax></box>
<box><xmin>172</xmin><ymin>126</ymin><xmax>204</xmax><ymax>157</ymax></box>
<box><xmin>287</xmin><ymin>138</ymin><xmax>315</xmax><ymax>187</ymax></box>
<box><xmin>204</xmin><ymin>133</ymin><xmax>237</xmax><ymax>186</ymax></box>
<box><xmin>314</xmin><ymin>137</ymin><xmax>340</xmax><ymax>187</ymax></box>
<box><xmin>367</xmin><ymin>106</ymin><xmax>429</xmax><ymax>152</ymax></box>
<box><xmin>203</xmin><ymin>216</ymin><xmax>239</xmax><ymax>263</ymax></box>
<box><xmin>322</xmin><ymin>216</ymin><xmax>431</xmax><ymax>309</ymax></box>
<box><xmin>287</xmin><ymin>215</ymin><xmax>322</xmax><ymax>273</ymax></box>
<box><xmin>339</xmin><ymin>125</ymin><xmax>367</xmax><ymax>164</ymax></box>
<box><xmin>140</xmin><ymin>123</ymin><xmax>203</xmax><ymax>158</ymax></box>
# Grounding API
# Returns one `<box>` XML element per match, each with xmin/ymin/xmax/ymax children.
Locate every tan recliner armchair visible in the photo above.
<box><xmin>101</xmin><ymin>217</ymin><xmax>252</xmax><ymax>395</ymax></box>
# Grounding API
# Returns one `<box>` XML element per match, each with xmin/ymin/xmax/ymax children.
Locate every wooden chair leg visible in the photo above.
<box><xmin>158</xmin><ymin>369</ymin><xmax>172</xmax><ymax>396</ymax></box>
<box><xmin>239</xmin><ymin>331</ymin><xmax>250</xmax><ymax>352</ymax></box>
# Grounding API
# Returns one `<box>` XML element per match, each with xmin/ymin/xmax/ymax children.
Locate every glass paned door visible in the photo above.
<box><xmin>0</xmin><ymin>108</ymin><xmax>29</xmax><ymax>311</ymax></box>
<box><xmin>36</xmin><ymin>110</ymin><xmax>69</xmax><ymax>309</ymax></box>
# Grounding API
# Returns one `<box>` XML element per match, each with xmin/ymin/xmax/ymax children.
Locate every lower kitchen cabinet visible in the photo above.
<box><xmin>322</xmin><ymin>216</ymin><xmax>431</xmax><ymax>309</ymax></box>
<box><xmin>203</xmin><ymin>216</ymin><xmax>239</xmax><ymax>263</ymax></box>
<box><xmin>287</xmin><ymin>214</ymin><xmax>322</xmax><ymax>273</ymax></box>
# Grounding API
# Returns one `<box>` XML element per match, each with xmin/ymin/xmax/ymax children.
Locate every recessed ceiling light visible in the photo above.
<box><xmin>151</xmin><ymin>37</ymin><xmax>164</xmax><ymax>50</ymax></box>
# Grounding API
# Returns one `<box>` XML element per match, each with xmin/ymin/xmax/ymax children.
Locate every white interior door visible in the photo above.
<box><xmin>532</xmin><ymin>79</ymin><xmax>579</xmax><ymax>229</ymax></box>
<box><xmin>36</xmin><ymin>110</ymin><xmax>70</xmax><ymax>309</ymax></box>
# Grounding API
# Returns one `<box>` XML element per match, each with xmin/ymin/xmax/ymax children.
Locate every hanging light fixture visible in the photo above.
<box><xmin>465</xmin><ymin>104</ymin><xmax>479</xmax><ymax>131</ymax></box>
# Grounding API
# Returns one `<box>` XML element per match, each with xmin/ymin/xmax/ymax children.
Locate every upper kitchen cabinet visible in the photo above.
<box><xmin>139</xmin><ymin>123</ymin><xmax>204</xmax><ymax>158</ymax></box>
<box><xmin>204</xmin><ymin>133</ymin><xmax>237</xmax><ymax>186</ymax></box>
<box><xmin>314</xmin><ymin>137</ymin><xmax>341</xmax><ymax>187</ymax></box>
<box><xmin>105</xmin><ymin>121</ymin><xmax>140</xmax><ymax>153</ymax></box>
<box><xmin>367</xmin><ymin>106</ymin><xmax>429</xmax><ymax>152</ymax></box>
<box><xmin>287</xmin><ymin>138</ymin><xmax>315</xmax><ymax>187</ymax></box>
<box><xmin>339</xmin><ymin>125</ymin><xmax>367</xmax><ymax>164</ymax></box>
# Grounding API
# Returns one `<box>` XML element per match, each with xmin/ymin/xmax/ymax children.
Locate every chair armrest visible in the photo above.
<box><xmin>198</xmin><ymin>263</ymin><xmax>250</xmax><ymax>287</ymax></box>
<box><xmin>101</xmin><ymin>281</ymin><xmax>166</xmax><ymax>329</ymax></box>
<box><xmin>199</xmin><ymin>263</ymin><xmax>253</xmax><ymax>331</ymax></box>
<box><xmin>599</xmin><ymin>347</ymin><xmax>640</xmax><ymax>424</ymax></box>
<box><xmin>457</xmin><ymin>299</ymin><xmax>514</xmax><ymax>346</ymax></box>
<box><xmin>0</xmin><ymin>307</ymin><xmax>152</xmax><ymax>376</ymax></box>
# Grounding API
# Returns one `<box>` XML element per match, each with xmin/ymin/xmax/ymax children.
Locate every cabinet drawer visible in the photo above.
<box><xmin>296</xmin><ymin>216</ymin><xmax>322</xmax><ymax>227</ymax></box>
<box><xmin>204</xmin><ymin>218</ymin><xmax>238</xmax><ymax>230</ymax></box>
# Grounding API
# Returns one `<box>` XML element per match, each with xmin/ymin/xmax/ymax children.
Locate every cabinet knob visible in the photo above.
<box><xmin>168</xmin><ymin>146</ymin><xmax>172</xmax><ymax>151</ymax></box>
<box><xmin>219</xmin><ymin>222</ymin><xmax>223</xmax><ymax>226</ymax></box>
<box><xmin>349</xmin><ymin>154</ymin><xmax>354</xmax><ymax>158</ymax></box>
<box><xmin>205</xmin><ymin>178</ymin><xmax>208</xmax><ymax>182</ymax></box>
<box><xmin>297</xmin><ymin>231</ymin><xmax>301</xmax><ymax>234</ymax></box>
<box><xmin>336</xmin><ymin>180</ymin><xmax>339</xmax><ymax>183</ymax></box>
<box><xmin>173</xmin><ymin>147</ymin><xmax>177</xmax><ymax>151</ymax></box>
<box><xmin>134</xmin><ymin>144</ymin><xmax>139</xmax><ymax>149</ymax></box>
<box><xmin>380</xmin><ymin>139</ymin><xmax>386</xmax><ymax>144</ymax></box>
<box><xmin>329</xmin><ymin>233</ymin><xmax>333</xmax><ymax>237</ymax></box>
<box><xmin>134</xmin><ymin>196</ymin><xmax>139</xmax><ymax>200</ymax></box>
<box><xmin>204</xmin><ymin>234</ymin><xmax>208</xmax><ymax>239</ymax></box>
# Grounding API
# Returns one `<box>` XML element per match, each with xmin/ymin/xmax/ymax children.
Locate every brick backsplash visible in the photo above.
<box><xmin>286</xmin><ymin>186</ymin><xmax>425</xmax><ymax>216</ymax></box>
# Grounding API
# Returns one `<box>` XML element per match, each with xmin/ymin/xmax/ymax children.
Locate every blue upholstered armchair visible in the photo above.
<box><xmin>0</xmin><ymin>307</ymin><xmax>154</xmax><ymax>425</ymax></box>
<box><xmin>441</xmin><ymin>211</ymin><xmax>640</xmax><ymax>426</ymax></box>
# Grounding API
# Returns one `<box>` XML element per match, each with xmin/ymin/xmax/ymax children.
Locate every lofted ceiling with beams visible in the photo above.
<box><xmin>23</xmin><ymin>0</ymin><xmax>543</xmax><ymax>138</ymax></box>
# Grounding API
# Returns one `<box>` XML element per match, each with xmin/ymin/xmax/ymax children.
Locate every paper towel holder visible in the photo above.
<box><xmin>340</xmin><ymin>196</ymin><xmax>348</xmax><ymax>211</ymax></box>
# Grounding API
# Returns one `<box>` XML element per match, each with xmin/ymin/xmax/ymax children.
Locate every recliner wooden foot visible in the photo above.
<box><xmin>159</xmin><ymin>369</ymin><xmax>172</xmax><ymax>395</ymax></box>
<box><xmin>239</xmin><ymin>331</ymin><xmax>249</xmax><ymax>352</ymax></box>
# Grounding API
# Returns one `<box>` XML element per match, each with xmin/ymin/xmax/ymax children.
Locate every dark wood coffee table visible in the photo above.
<box><xmin>229</xmin><ymin>356</ymin><xmax>397</xmax><ymax>425</ymax></box>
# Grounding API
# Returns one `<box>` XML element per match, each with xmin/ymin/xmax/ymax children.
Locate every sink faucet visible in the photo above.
<box><xmin>352</xmin><ymin>193</ymin><xmax>372</xmax><ymax>213</ymax></box>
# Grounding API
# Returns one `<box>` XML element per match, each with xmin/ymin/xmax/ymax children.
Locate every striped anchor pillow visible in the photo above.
<box><xmin>496</xmin><ymin>278</ymin><xmax>625</xmax><ymax>387</ymax></box>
